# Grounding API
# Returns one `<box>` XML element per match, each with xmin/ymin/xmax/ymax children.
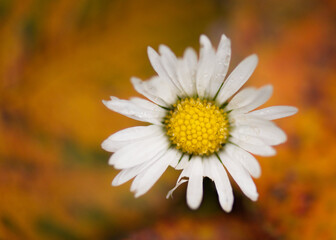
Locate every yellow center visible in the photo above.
<box><xmin>164</xmin><ymin>98</ymin><xmax>230</xmax><ymax>156</ymax></box>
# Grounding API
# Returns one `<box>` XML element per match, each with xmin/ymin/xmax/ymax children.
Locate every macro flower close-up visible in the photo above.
<box><xmin>2</xmin><ymin>0</ymin><xmax>336</xmax><ymax>239</ymax></box>
<box><xmin>102</xmin><ymin>34</ymin><xmax>298</xmax><ymax>211</ymax></box>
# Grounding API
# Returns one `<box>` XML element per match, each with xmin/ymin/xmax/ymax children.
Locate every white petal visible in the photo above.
<box><xmin>219</xmin><ymin>152</ymin><xmax>258</xmax><ymax>201</ymax></box>
<box><xmin>209</xmin><ymin>34</ymin><xmax>231</xmax><ymax>98</ymax></box>
<box><xmin>226</xmin><ymin>87</ymin><xmax>257</xmax><ymax>110</ymax></box>
<box><xmin>231</xmin><ymin>85</ymin><xmax>273</xmax><ymax>115</ymax></box>
<box><xmin>147</xmin><ymin>46</ymin><xmax>183</xmax><ymax>96</ymax></box>
<box><xmin>112</xmin><ymin>158</ymin><xmax>156</xmax><ymax>186</ymax></box>
<box><xmin>230</xmin><ymin>130</ymin><xmax>269</xmax><ymax>146</ymax></box>
<box><xmin>230</xmin><ymin>136</ymin><xmax>276</xmax><ymax>157</ymax></box>
<box><xmin>186</xmin><ymin>156</ymin><xmax>204</xmax><ymax>209</ymax></box>
<box><xmin>231</xmin><ymin>114</ymin><xmax>275</xmax><ymax>127</ymax></box>
<box><xmin>166</xmin><ymin>158</ymin><xmax>193</xmax><ymax>198</ymax></box>
<box><xmin>159</xmin><ymin>44</ymin><xmax>178</xmax><ymax>63</ymax></box>
<box><xmin>103</xmin><ymin>97</ymin><xmax>165</xmax><ymax>125</ymax></box>
<box><xmin>232</xmin><ymin>123</ymin><xmax>287</xmax><ymax>146</ymax></box>
<box><xmin>166</xmin><ymin>179</ymin><xmax>188</xmax><ymax>199</ymax></box>
<box><xmin>131</xmin><ymin>77</ymin><xmax>176</xmax><ymax>106</ymax></box>
<box><xmin>159</xmin><ymin>45</ymin><xmax>185</xmax><ymax>94</ymax></box>
<box><xmin>231</xmin><ymin>116</ymin><xmax>287</xmax><ymax>145</ymax></box>
<box><xmin>184</xmin><ymin>47</ymin><xmax>198</xmax><ymax>70</ymax></box>
<box><xmin>112</xmin><ymin>169</ymin><xmax>133</xmax><ymax>186</ymax></box>
<box><xmin>131</xmin><ymin>149</ymin><xmax>172</xmax><ymax>197</ymax></box>
<box><xmin>176</xmin><ymin>160</ymin><xmax>193</xmax><ymax>180</ymax></box>
<box><xmin>225</xmin><ymin>144</ymin><xmax>261</xmax><ymax>178</ymax></box>
<box><xmin>169</xmin><ymin>151</ymin><xmax>187</xmax><ymax>169</ymax></box>
<box><xmin>203</xmin><ymin>156</ymin><xmax>233</xmax><ymax>212</ymax></box>
<box><xmin>248</xmin><ymin>106</ymin><xmax>298</xmax><ymax>120</ymax></box>
<box><xmin>102</xmin><ymin>125</ymin><xmax>162</xmax><ymax>152</ymax></box>
<box><xmin>173</xmin><ymin>154</ymin><xmax>190</xmax><ymax>170</ymax></box>
<box><xmin>129</xmin><ymin>97</ymin><xmax>162</xmax><ymax>111</ymax></box>
<box><xmin>196</xmin><ymin>35</ymin><xmax>216</xmax><ymax>98</ymax></box>
<box><xmin>176</xmin><ymin>48</ymin><xmax>198</xmax><ymax>96</ymax></box>
<box><xmin>109</xmin><ymin>134</ymin><xmax>169</xmax><ymax>169</ymax></box>
<box><xmin>216</xmin><ymin>54</ymin><xmax>258</xmax><ymax>104</ymax></box>
<box><xmin>241</xmin><ymin>85</ymin><xmax>273</xmax><ymax>112</ymax></box>
<box><xmin>113</xmin><ymin>145</ymin><xmax>169</xmax><ymax>187</ymax></box>
<box><xmin>147</xmin><ymin>46</ymin><xmax>170</xmax><ymax>79</ymax></box>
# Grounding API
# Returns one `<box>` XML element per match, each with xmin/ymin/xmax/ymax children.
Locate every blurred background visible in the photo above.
<box><xmin>0</xmin><ymin>0</ymin><xmax>336</xmax><ymax>239</ymax></box>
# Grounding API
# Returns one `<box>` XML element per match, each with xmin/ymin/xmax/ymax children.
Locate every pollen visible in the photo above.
<box><xmin>164</xmin><ymin>98</ymin><xmax>230</xmax><ymax>155</ymax></box>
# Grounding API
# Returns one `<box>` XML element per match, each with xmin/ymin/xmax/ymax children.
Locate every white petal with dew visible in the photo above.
<box><xmin>180</xmin><ymin>48</ymin><xmax>198</xmax><ymax>96</ymax></box>
<box><xmin>209</xmin><ymin>34</ymin><xmax>231</xmax><ymax>98</ymax></box>
<box><xmin>196</xmin><ymin>35</ymin><xmax>216</xmax><ymax>98</ymax></box>
<box><xmin>231</xmin><ymin>115</ymin><xmax>275</xmax><ymax>127</ymax></box>
<box><xmin>203</xmin><ymin>156</ymin><xmax>234</xmax><ymax>212</ymax></box>
<box><xmin>131</xmin><ymin>148</ymin><xmax>173</xmax><ymax>197</ymax></box>
<box><xmin>230</xmin><ymin>136</ymin><xmax>276</xmax><ymax>157</ymax></box>
<box><xmin>129</xmin><ymin>97</ymin><xmax>164</xmax><ymax>112</ymax></box>
<box><xmin>109</xmin><ymin>134</ymin><xmax>169</xmax><ymax>169</ymax></box>
<box><xmin>217</xmin><ymin>54</ymin><xmax>258</xmax><ymax>103</ymax></box>
<box><xmin>248</xmin><ymin>106</ymin><xmax>298</xmax><ymax>120</ymax></box>
<box><xmin>227</xmin><ymin>87</ymin><xmax>257</xmax><ymax>110</ymax></box>
<box><xmin>232</xmin><ymin>123</ymin><xmax>287</xmax><ymax>146</ymax></box>
<box><xmin>186</xmin><ymin>156</ymin><xmax>204</xmax><ymax>209</ymax></box>
<box><xmin>147</xmin><ymin>46</ymin><xmax>183</xmax><ymax>96</ymax></box>
<box><xmin>131</xmin><ymin>77</ymin><xmax>176</xmax><ymax>106</ymax></box>
<box><xmin>103</xmin><ymin>97</ymin><xmax>165</xmax><ymax>125</ymax></box>
<box><xmin>230</xmin><ymin>130</ymin><xmax>269</xmax><ymax>146</ymax></box>
<box><xmin>231</xmin><ymin>85</ymin><xmax>273</xmax><ymax>115</ymax></box>
<box><xmin>112</xmin><ymin>157</ymin><xmax>157</xmax><ymax>186</ymax></box>
<box><xmin>159</xmin><ymin>45</ymin><xmax>185</xmax><ymax>95</ymax></box>
<box><xmin>176</xmin><ymin>48</ymin><xmax>198</xmax><ymax>96</ymax></box>
<box><xmin>102</xmin><ymin>125</ymin><xmax>162</xmax><ymax>152</ymax></box>
<box><xmin>225</xmin><ymin>144</ymin><xmax>261</xmax><ymax>178</ymax></box>
<box><xmin>219</xmin><ymin>152</ymin><xmax>258</xmax><ymax>201</ymax></box>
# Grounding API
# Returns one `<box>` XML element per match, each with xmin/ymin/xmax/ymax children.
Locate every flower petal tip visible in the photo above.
<box><xmin>245</xmin><ymin>54</ymin><xmax>259</xmax><ymax>68</ymax></box>
<box><xmin>220</xmin><ymin>33</ymin><xmax>228</xmax><ymax>39</ymax></box>
<box><xmin>290</xmin><ymin>107</ymin><xmax>299</xmax><ymax>115</ymax></box>
<box><xmin>254</xmin><ymin>171</ymin><xmax>262</xmax><ymax>179</ymax></box>
<box><xmin>130</xmin><ymin>76</ymin><xmax>140</xmax><ymax>83</ymax></box>
<box><xmin>134</xmin><ymin>193</ymin><xmax>140</xmax><ymax>198</ymax></box>
<box><xmin>222</xmin><ymin>204</ymin><xmax>233</xmax><ymax>213</ymax></box>
<box><xmin>101</xmin><ymin>140</ymin><xmax>109</xmax><ymax>151</ymax></box>
<box><xmin>111</xmin><ymin>179</ymin><xmax>119</xmax><ymax>186</ymax></box>
<box><xmin>249</xmin><ymin>53</ymin><xmax>258</xmax><ymax>61</ymax></box>
<box><xmin>251</xmin><ymin>193</ymin><xmax>259</xmax><ymax>202</ymax></box>
<box><xmin>147</xmin><ymin>46</ymin><xmax>156</xmax><ymax>55</ymax></box>
<box><xmin>200</xmin><ymin>34</ymin><xmax>211</xmax><ymax>46</ymax></box>
<box><xmin>187</xmin><ymin>201</ymin><xmax>201</xmax><ymax>210</ymax></box>
<box><xmin>158</xmin><ymin>44</ymin><xmax>169</xmax><ymax>54</ymax></box>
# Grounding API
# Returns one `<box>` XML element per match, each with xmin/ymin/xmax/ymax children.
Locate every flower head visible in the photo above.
<box><xmin>102</xmin><ymin>34</ymin><xmax>297</xmax><ymax>211</ymax></box>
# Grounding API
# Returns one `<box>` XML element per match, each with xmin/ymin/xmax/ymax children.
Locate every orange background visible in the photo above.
<box><xmin>0</xmin><ymin>0</ymin><xmax>335</xmax><ymax>239</ymax></box>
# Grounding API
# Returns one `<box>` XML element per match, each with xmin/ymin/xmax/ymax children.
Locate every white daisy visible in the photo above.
<box><xmin>102</xmin><ymin>34</ymin><xmax>297</xmax><ymax>211</ymax></box>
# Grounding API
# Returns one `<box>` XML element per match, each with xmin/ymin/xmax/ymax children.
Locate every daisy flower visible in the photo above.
<box><xmin>102</xmin><ymin>34</ymin><xmax>297</xmax><ymax>211</ymax></box>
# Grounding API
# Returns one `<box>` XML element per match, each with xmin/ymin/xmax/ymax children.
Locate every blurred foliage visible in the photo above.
<box><xmin>0</xmin><ymin>0</ymin><xmax>336</xmax><ymax>239</ymax></box>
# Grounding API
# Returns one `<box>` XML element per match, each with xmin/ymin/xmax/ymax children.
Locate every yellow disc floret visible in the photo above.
<box><xmin>164</xmin><ymin>98</ymin><xmax>230</xmax><ymax>156</ymax></box>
